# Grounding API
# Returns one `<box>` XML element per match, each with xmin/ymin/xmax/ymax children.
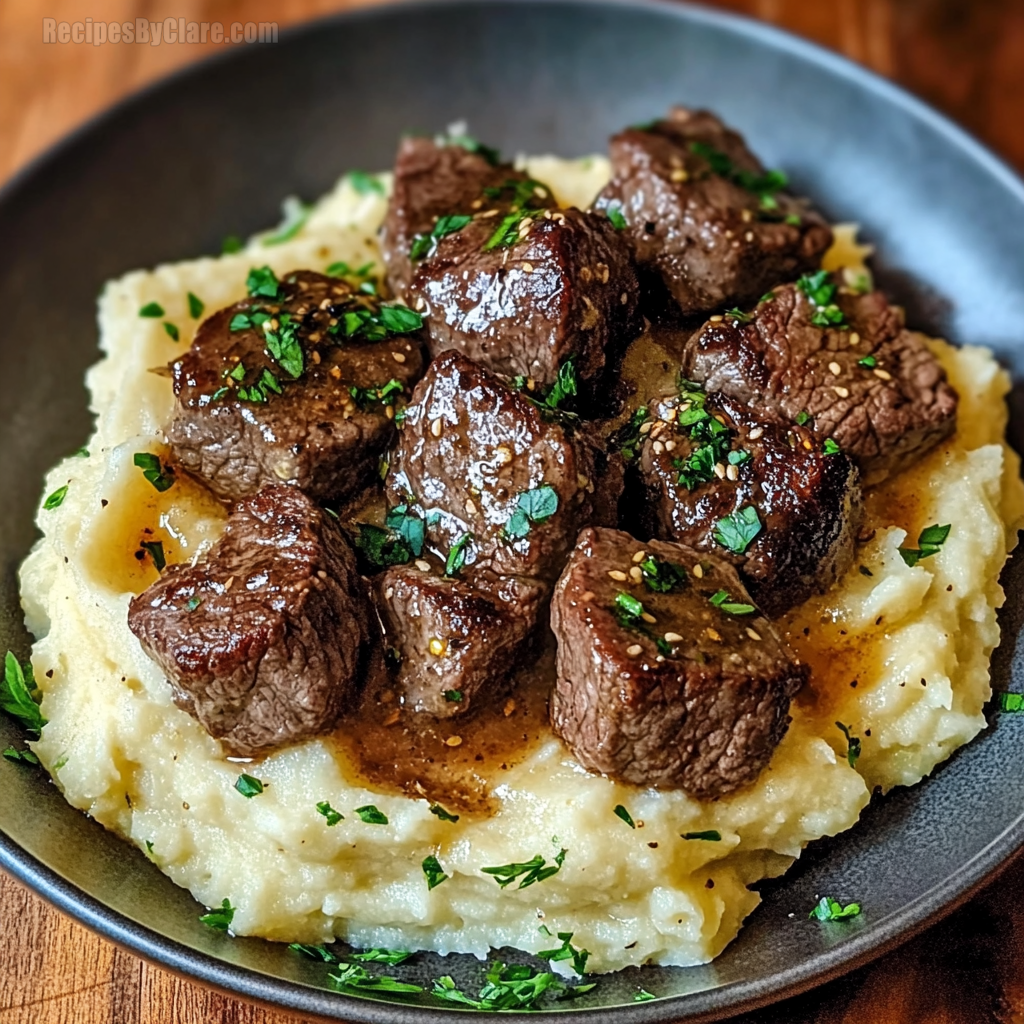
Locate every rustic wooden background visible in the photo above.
<box><xmin>3</xmin><ymin>0</ymin><xmax>1024</xmax><ymax>1021</ymax></box>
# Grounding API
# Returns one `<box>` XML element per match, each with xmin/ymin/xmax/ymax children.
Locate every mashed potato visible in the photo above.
<box><xmin>18</xmin><ymin>157</ymin><xmax>1024</xmax><ymax>974</ymax></box>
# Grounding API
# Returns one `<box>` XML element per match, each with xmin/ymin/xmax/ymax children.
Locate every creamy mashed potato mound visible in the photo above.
<box><xmin>19</xmin><ymin>157</ymin><xmax>1024</xmax><ymax>973</ymax></box>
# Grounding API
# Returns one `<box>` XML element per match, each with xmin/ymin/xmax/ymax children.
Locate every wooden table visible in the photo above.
<box><xmin>3</xmin><ymin>0</ymin><xmax>1024</xmax><ymax>1021</ymax></box>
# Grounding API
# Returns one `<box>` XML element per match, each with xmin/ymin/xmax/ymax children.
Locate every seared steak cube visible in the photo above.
<box><xmin>380</xmin><ymin>135</ymin><xmax>546</xmax><ymax>299</ymax></box>
<box><xmin>639</xmin><ymin>387</ymin><xmax>860</xmax><ymax>616</ymax></box>
<box><xmin>128</xmin><ymin>486</ymin><xmax>377</xmax><ymax>756</ymax></box>
<box><xmin>680</xmin><ymin>274</ymin><xmax>959</xmax><ymax>484</ymax></box>
<box><xmin>409</xmin><ymin>205</ymin><xmax>642</xmax><ymax>399</ymax></box>
<box><xmin>386</xmin><ymin>350</ymin><xmax>613</xmax><ymax>581</ymax></box>
<box><xmin>168</xmin><ymin>269</ymin><xmax>425</xmax><ymax>505</ymax></box>
<box><xmin>550</xmin><ymin>527</ymin><xmax>807</xmax><ymax>798</ymax></box>
<box><xmin>373</xmin><ymin>562</ymin><xmax>546</xmax><ymax>718</ymax></box>
<box><xmin>593</xmin><ymin>107</ymin><xmax>832</xmax><ymax>316</ymax></box>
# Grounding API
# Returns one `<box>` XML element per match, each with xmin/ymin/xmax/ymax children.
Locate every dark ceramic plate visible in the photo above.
<box><xmin>3</xmin><ymin>0</ymin><xmax>1024</xmax><ymax>1020</ymax></box>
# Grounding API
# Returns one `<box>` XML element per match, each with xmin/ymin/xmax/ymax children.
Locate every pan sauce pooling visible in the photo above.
<box><xmin>19</xmin><ymin>111</ymin><xmax>1024</xmax><ymax>973</ymax></box>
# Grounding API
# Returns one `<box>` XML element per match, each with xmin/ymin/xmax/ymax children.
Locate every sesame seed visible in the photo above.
<box><xmin>445</xmin><ymin>735</ymin><xmax>463</xmax><ymax>747</ymax></box>
<box><xmin>726</xmin><ymin>464</ymin><xmax>739</xmax><ymax>481</ymax></box>
<box><xmin>385</xmin><ymin>586</ymin><xmax>394</xmax><ymax>600</ymax></box>
<box><xmin>626</xmin><ymin>644</ymin><xmax>643</xmax><ymax>657</ymax></box>
<box><xmin>713</xmin><ymin>463</ymin><xmax>726</xmax><ymax>479</ymax></box>
<box><xmin>430</xmin><ymin>418</ymin><xmax>443</xmax><ymax>437</ymax></box>
<box><xmin>746</xmin><ymin>627</ymin><xmax>762</xmax><ymax>641</ymax></box>
<box><xmin>385</xmin><ymin>405</ymin><xmax>395</xmax><ymax>420</ymax></box>
<box><xmin>465</xmin><ymin>498</ymin><xmax>477</xmax><ymax>516</ymax></box>
<box><xmin>641</xmin><ymin>612</ymin><xmax>656</xmax><ymax>624</ymax></box>
<box><xmin>656</xmin><ymin>655</ymin><xmax>665</xmax><ymax>662</ymax></box>
<box><xmin>608</xmin><ymin>570</ymin><xmax>628</xmax><ymax>581</ymax></box>
<box><xmin>664</xmin><ymin>439</ymin><xmax>676</xmax><ymax>452</ymax></box>
<box><xmin>317</xmin><ymin>569</ymin><xmax>328</xmax><ymax>580</ymax></box>
<box><xmin>709</xmin><ymin>315</ymin><xmax>724</xmax><ymax>323</ymax></box>
<box><xmin>415</xmin><ymin>559</ymin><xmax>431</xmax><ymax>572</ymax></box>
<box><xmin>650</xmin><ymin>422</ymin><xmax>667</xmax><ymax>438</ymax></box>
<box><xmin>748</xmin><ymin>427</ymin><xmax>764</xmax><ymax>439</ymax></box>
<box><xmin>632</xmin><ymin>550</ymin><xmax>647</xmax><ymax>563</ymax></box>
<box><xmin>706</xmin><ymin>627</ymin><xmax>722</xmax><ymax>641</ymax></box>
<box><xmin>471</xmin><ymin>198</ymin><xmax>483</xmax><ymax>209</ymax></box>
<box><xmin>526</xmin><ymin>378</ymin><xmax>536</xmax><ymax>391</ymax></box>
<box><xmin>494</xmin><ymin>445</ymin><xmax>513</xmax><ymax>465</ymax></box>
<box><xmin>693</xmin><ymin>564</ymin><xmax>704</xmax><ymax>578</ymax></box>
<box><xmin>311</xmin><ymin>350</ymin><xmax>321</xmax><ymax>365</ymax></box>
<box><xmin>741</xmin><ymin>209</ymin><xmax>753</xmax><ymax>222</ymax></box>
<box><xmin>629</xmin><ymin>566</ymin><xmax>643</xmax><ymax>582</ymax></box>
<box><xmin>522</xmin><ymin>262</ymin><xmax>534</xmax><ymax>273</ymax></box>
<box><xmin>670</xmin><ymin>168</ymin><xmax>688</xmax><ymax>182</ymax></box>
<box><xmin>829</xmin><ymin>361</ymin><xmax>842</xmax><ymax>376</ymax></box>
<box><xmin>664</xmin><ymin>632</ymin><xmax>683</xmax><ymax>643</ymax></box>
<box><xmin>639</xmin><ymin>421</ymin><xmax>653</xmax><ymax>434</ymax></box>
<box><xmin>428</xmin><ymin>637</ymin><xmax>446</xmax><ymax>656</ymax></box>
<box><xmin>874</xmin><ymin>368</ymin><xmax>893</xmax><ymax>381</ymax></box>
<box><xmin>621</xmin><ymin>292</ymin><xmax>629</xmax><ymax>304</ymax></box>
<box><xmin>392</xmin><ymin>351</ymin><xmax>406</xmax><ymax>363</ymax></box>
<box><xmin>849</xmin><ymin>332</ymin><xmax>860</xmax><ymax>345</ymax></box>
<box><xmin>833</xmin><ymin>386</ymin><xmax>850</xmax><ymax>398</ymax></box>
<box><xmin>534</xmin><ymin>185</ymin><xmax>548</xmax><ymax>198</ymax></box>
<box><xmin>479</xmin><ymin>208</ymin><xmax>499</xmax><ymax>218</ymax></box>
<box><xmin>803</xmin><ymin>438</ymin><xmax>813</xmax><ymax>449</ymax></box>
<box><xmin>652</xmin><ymin>440</ymin><xmax>665</xmax><ymax>454</ymax></box>
<box><xmin>744</xmin><ymin>231</ymin><xmax>755</xmax><ymax>242</ymax></box>
<box><xmin>579</xmin><ymin>590</ymin><xmax>595</xmax><ymax>602</ymax></box>
<box><xmin>415</xmin><ymin>296</ymin><xmax>426</xmax><ymax>311</ymax></box>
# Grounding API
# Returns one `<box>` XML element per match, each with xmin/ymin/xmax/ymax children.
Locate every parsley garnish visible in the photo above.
<box><xmin>328</xmin><ymin>963</ymin><xmax>422</xmax><ymax>995</ymax></box>
<box><xmin>163</xmin><ymin>322</ymin><xmax>180</xmax><ymax>341</ymax></box>
<box><xmin>385</xmin><ymin>505</ymin><xmax>425</xmax><ymax>557</ymax></box>
<box><xmin>236</xmin><ymin>368</ymin><xmax>283</xmax><ymax>404</ymax></box>
<box><xmin>795</xmin><ymin>410</ymin><xmax>812</xmax><ymax>427</ymax></box>
<box><xmin>709</xmin><ymin>590</ymin><xmax>756</xmax><ymax>615</ymax></box>
<box><xmin>898</xmin><ymin>524</ymin><xmax>951</xmax><ymax>567</ymax></box>
<box><xmin>682</xmin><ymin>830</ymin><xmax>722</xmax><ymax>841</ymax></box>
<box><xmin>613</xmin><ymin>804</ymin><xmax>636</xmax><ymax>828</ymax></box>
<box><xmin>634</xmin><ymin>989</ymin><xmax>656</xmax><ymax>1002</ymax></box>
<box><xmin>538</xmin><ymin>932</ymin><xmax>589</xmax><ymax>975</ymax></box>
<box><xmin>796</xmin><ymin>270</ymin><xmax>847</xmax><ymax>328</ymax></box>
<box><xmin>723</xmin><ymin>307</ymin><xmax>753</xmax><ymax>323</ymax></box>
<box><xmin>760</xmin><ymin>291</ymin><xmax>776</xmax><ymax>303</ymax></box>
<box><xmin>351</xmin><ymin>948</ymin><xmax>414</xmax><ymax>965</ymax></box>
<box><xmin>410</xmin><ymin>214</ymin><xmax>473</xmax><ymax>261</ymax></box>
<box><xmin>728</xmin><ymin>449</ymin><xmax>751</xmax><ymax>466</ymax></box>
<box><xmin>72</xmin><ymin>446</ymin><xmax>89</xmax><ymax>458</ymax></box>
<box><xmin>809</xmin><ymin>896</ymin><xmax>861</xmax><ymax>922</ymax></box>
<box><xmin>221</xmin><ymin>235</ymin><xmax>243</xmax><ymax>254</ymax></box>
<box><xmin>604</xmin><ymin>201</ymin><xmax>628</xmax><ymax>230</ymax></box>
<box><xmin>481</xmin><ymin>178</ymin><xmax>551</xmax><ymax>250</ymax></box>
<box><xmin>186</xmin><ymin>595</ymin><xmax>203</xmax><ymax>612</ymax></box>
<box><xmin>836</xmin><ymin>722</ymin><xmax>862</xmax><ymax>767</ymax></box>
<box><xmin>857</xmin><ymin>355</ymin><xmax>877</xmax><ymax>369</ymax></box>
<box><xmin>688</xmin><ymin>140</ymin><xmax>787</xmax><ymax>209</ymax></box>
<box><xmin>445</xmin><ymin>532</ymin><xmax>473</xmax><ymax>577</ymax></box>
<box><xmin>614</xmin><ymin>592</ymin><xmax>673</xmax><ymax>656</ymax></box>
<box><xmin>608</xmin><ymin>405</ymin><xmax>649</xmax><ymax>461</ymax></box>
<box><xmin>481</xmin><ymin>850</ymin><xmax>566</xmax><ymax>889</ymax></box>
<box><xmin>639</xmin><ymin>556</ymin><xmax>686</xmax><ymax>593</ymax></box>
<box><xmin>823</xmin><ymin>438</ymin><xmax>842</xmax><ymax>455</ymax></box>
<box><xmin>349</xmin><ymin>378</ymin><xmax>405</xmax><ymax>409</ymax></box>
<box><xmin>423</xmin><ymin>855</ymin><xmax>449</xmax><ymax>889</ymax></box>
<box><xmin>2</xmin><ymin>653</ymin><xmax>45</xmax><ymax>737</ymax></box>
<box><xmin>133</xmin><ymin>452</ymin><xmax>175</xmax><ymax>492</ymax></box>
<box><xmin>3</xmin><ymin>745</ymin><xmax>40</xmax><ymax>766</ymax></box>
<box><xmin>263</xmin><ymin>195</ymin><xmax>311</xmax><ymax>246</ymax></box>
<box><xmin>43</xmin><ymin>484</ymin><xmax>68</xmax><ymax>510</ymax></box>
<box><xmin>713</xmin><ymin>505</ymin><xmax>762</xmax><ymax>554</ymax></box>
<box><xmin>505</xmin><ymin>485</ymin><xmax>559</xmax><ymax>540</ymax></box>
<box><xmin>355</xmin><ymin>804</ymin><xmax>388</xmax><ymax>825</ymax></box>
<box><xmin>246</xmin><ymin>265</ymin><xmax>280</xmax><ymax>300</ymax></box>
<box><xmin>1000</xmin><ymin>693</ymin><xmax>1024</xmax><ymax>712</ymax></box>
<box><xmin>139</xmin><ymin>540</ymin><xmax>166</xmax><ymax>571</ymax></box>
<box><xmin>199</xmin><ymin>899</ymin><xmax>235</xmax><ymax>932</ymax></box>
<box><xmin>544</xmin><ymin>358</ymin><xmax>577</xmax><ymax>410</ymax></box>
<box><xmin>442</xmin><ymin>131</ymin><xmax>501</xmax><ymax>166</ymax></box>
<box><xmin>429</xmin><ymin>803</ymin><xmax>460</xmax><ymax>823</ymax></box>
<box><xmin>234</xmin><ymin>773</ymin><xmax>264</xmax><ymax>798</ymax></box>
<box><xmin>673</xmin><ymin>380</ymin><xmax>732</xmax><ymax>490</ymax></box>
<box><xmin>265</xmin><ymin>317</ymin><xmax>303</xmax><ymax>379</ymax></box>
<box><xmin>289</xmin><ymin>943</ymin><xmax>340</xmax><ymax>962</ymax></box>
<box><xmin>316</xmin><ymin>801</ymin><xmax>343</xmax><ymax>826</ymax></box>
<box><xmin>442</xmin><ymin>691</ymin><xmax>463</xmax><ymax>706</ymax></box>
<box><xmin>356</xmin><ymin>523</ymin><xmax>413</xmax><ymax>568</ymax></box>
<box><xmin>187</xmin><ymin>292</ymin><xmax>205</xmax><ymax>318</ymax></box>
<box><xmin>347</xmin><ymin>170</ymin><xmax>386</xmax><ymax>195</ymax></box>
<box><xmin>432</xmin><ymin>963</ymin><xmax>564</xmax><ymax>1011</ymax></box>
<box><xmin>139</xmin><ymin>301</ymin><xmax>164</xmax><ymax>318</ymax></box>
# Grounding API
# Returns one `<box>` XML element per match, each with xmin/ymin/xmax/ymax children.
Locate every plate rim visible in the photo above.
<box><xmin>2</xmin><ymin>0</ymin><xmax>1024</xmax><ymax>1020</ymax></box>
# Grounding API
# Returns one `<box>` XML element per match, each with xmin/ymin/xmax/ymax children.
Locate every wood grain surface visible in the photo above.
<box><xmin>3</xmin><ymin>1</ymin><xmax>1024</xmax><ymax>1022</ymax></box>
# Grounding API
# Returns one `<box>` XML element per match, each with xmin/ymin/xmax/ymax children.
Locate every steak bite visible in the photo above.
<box><xmin>680</xmin><ymin>273</ymin><xmax>959</xmax><ymax>484</ymax></box>
<box><xmin>386</xmin><ymin>350</ymin><xmax>615</xmax><ymax>581</ymax></box>
<box><xmin>593</xmin><ymin>106</ymin><xmax>832</xmax><ymax>316</ymax></box>
<box><xmin>639</xmin><ymin>384</ymin><xmax>860</xmax><ymax>617</ymax></box>
<box><xmin>373</xmin><ymin>562</ymin><xmax>547</xmax><ymax>718</ymax></box>
<box><xmin>167</xmin><ymin>269</ymin><xmax>426</xmax><ymax>506</ymax></box>
<box><xmin>550</xmin><ymin>527</ymin><xmax>807</xmax><ymax>798</ymax></box>
<box><xmin>127</xmin><ymin>486</ymin><xmax>377</xmax><ymax>756</ymax></box>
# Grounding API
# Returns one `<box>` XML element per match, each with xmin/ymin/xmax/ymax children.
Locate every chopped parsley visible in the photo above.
<box><xmin>682</xmin><ymin>830</ymin><xmax>722</xmax><ymax>841</ymax></box>
<box><xmin>1</xmin><ymin>652</ymin><xmax>45</xmax><ymax>737</ymax></box>
<box><xmin>1000</xmin><ymin>693</ymin><xmax>1024</xmax><ymax>712</ymax></box>
<box><xmin>187</xmin><ymin>292</ymin><xmax>205</xmax><ymax>318</ymax></box>
<box><xmin>759</xmin><ymin>291</ymin><xmax>776</xmax><ymax>303</ymax></box>
<box><xmin>634</xmin><ymin>989</ymin><xmax>656</xmax><ymax>1002</ymax></box>
<box><xmin>246</xmin><ymin>265</ymin><xmax>280</xmax><ymax>300</ymax></box>
<box><xmin>796</xmin><ymin>270</ymin><xmax>847</xmax><ymax>328</ymax></box>
<box><xmin>442</xmin><ymin>130</ymin><xmax>501</xmax><ymax>166</ymax></box>
<box><xmin>835</xmin><ymin>722</ymin><xmax>862</xmax><ymax>768</ymax></box>
<box><xmin>481</xmin><ymin>178</ymin><xmax>551</xmax><ymax>251</ymax></box>
<box><xmin>356</xmin><ymin>523</ymin><xmax>413</xmax><ymax>568</ymax></box>
<box><xmin>544</xmin><ymin>357</ymin><xmax>578</xmax><ymax>411</ymax></box>
<box><xmin>163</xmin><ymin>322</ymin><xmax>180</xmax><ymax>342</ymax></box>
<box><xmin>795</xmin><ymin>410</ymin><xmax>812</xmax><ymax>427</ymax></box>
<box><xmin>71</xmin><ymin>446</ymin><xmax>89</xmax><ymax>458</ymax></box>
<box><xmin>723</xmin><ymin>307</ymin><xmax>753</xmax><ymax>323</ymax></box>
<box><xmin>43</xmin><ymin>484</ymin><xmax>68</xmax><ymax>510</ymax></box>
<box><xmin>709</xmin><ymin>590</ymin><xmax>756</xmax><ymax>616</ymax></box>
<box><xmin>429</xmin><ymin>803</ymin><xmax>460</xmax><ymax>823</ymax></box>
<box><xmin>673</xmin><ymin>379</ymin><xmax>732</xmax><ymax>490</ymax></box>
<box><xmin>349</xmin><ymin>377</ymin><xmax>405</xmax><ymax>409</ymax></box>
<box><xmin>265</xmin><ymin>317</ymin><xmax>304</xmax><ymax>379</ymax></box>
<box><xmin>608</xmin><ymin>405</ymin><xmax>649</xmax><ymax>461</ymax></box>
<box><xmin>355</xmin><ymin>804</ymin><xmax>388</xmax><ymax>825</ymax></box>
<box><xmin>481</xmin><ymin>850</ymin><xmax>566</xmax><ymax>889</ymax></box>
<box><xmin>139</xmin><ymin>301</ymin><xmax>164</xmax><ymax>318</ymax></box>
<box><xmin>613</xmin><ymin>804</ymin><xmax>636</xmax><ymax>828</ymax></box>
<box><xmin>444</xmin><ymin>689</ymin><xmax>463</xmax><ymax>703</ymax></box>
<box><xmin>857</xmin><ymin>355</ymin><xmax>877</xmax><ymax>369</ymax></box>
<box><xmin>263</xmin><ymin>195</ymin><xmax>311</xmax><ymax>246</ymax></box>
<box><xmin>328</xmin><ymin>963</ymin><xmax>422</xmax><ymax>995</ymax></box>
<box><xmin>316</xmin><ymin>801</ymin><xmax>343</xmax><ymax>826</ymax></box>
<box><xmin>234</xmin><ymin>773</ymin><xmax>264</xmax><ymax>798</ymax></box>
<box><xmin>432</xmin><ymin>963</ymin><xmax>564</xmax><ymax>1011</ymax></box>
<box><xmin>898</xmin><ymin>524</ymin><xmax>951</xmax><ymax>567</ymax></box>
<box><xmin>604</xmin><ymin>201</ymin><xmax>628</xmax><ymax>230</ymax></box>
<box><xmin>289</xmin><ymin>943</ymin><xmax>340</xmax><ymax>962</ymax></box>
<box><xmin>505</xmin><ymin>485</ymin><xmax>559</xmax><ymax>540</ymax></box>
<box><xmin>236</xmin><ymin>368</ymin><xmax>283</xmax><ymax>404</ymax></box>
<box><xmin>326</xmin><ymin>259</ymin><xmax>375</xmax><ymax>280</ymax></box>
<box><xmin>229</xmin><ymin>310</ymin><xmax>271</xmax><ymax>332</ymax></box>
<box><xmin>445</xmin><ymin>532</ymin><xmax>473</xmax><ymax>577</ymax></box>
<box><xmin>3</xmin><ymin>745</ymin><xmax>40</xmax><ymax>766</ymax></box>
<box><xmin>139</xmin><ymin>540</ymin><xmax>166</xmax><ymax>572</ymax></box>
<box><xmin>713</xmin><ymin>505</ymin><xmax>763</xmax><ymax>554</ymax></box>
<box><xmin>538</xmin><ymin>932</ymin><xmax>590</xmax><ymax>975</ymax></box>
<box><xmin>133</xmin><ymin>452</ymin><xmax>176</xmax><ymax>492</ymax></box>
<box><xmin>199</xmin><ymin>899</ymin><xmax>235</xmax><ymax>932</ymax></box>
<box><xmin>639</xmin><ymin>556</ymin><xmax>686</xmax><ymax>593</ymax></box>
<box><xmin>728</xmin><ymin>448</ymin><xmax>752</xmax><ymax>466</ymax></box>
<box><xmin>823</xmin><ymin>438</ymin><xmax>842</xmax><ymax>455</ymax></box>
<box><xmin>422</xmin><ymin>854</ymin><xmax>449</xmax><ymax>889</ymax></box>
<box><xmin>221</xmin><ymin>235</ymin><xmax>243</xmax><ymax>254</ymax></box>
<box><xmin>351</xmin><ymin>948</ymin><xmax>414</xmax><ymax>965</ymax></box>
<box><xmin>410</xmin><ymin>213</ymin><xmax>473</xmax><ymax>261</ymax></box>
<box><xmin>688</xmin><ymin>140</ymin><xmax>787</xmax><ymax>209</ymax></box>
<box><xmin>347</xmin><ymin>170</ymin><xmax>386</xmax><ymax>195</ymax></box>
<box><xmin>614</xmin><ymin>592</ymin><xmax>673</xmax><ymax>656</ymax></box>
<box><xmin>385</xmin><ymin>505</ymin><xmax>425</xmax><ymax>558</ymax></box>
<box><xmin>809</xmin><ymin>896</ymin><xmax>861</xmax><ymax>922</ymax></box>
<box><xmin>186</xmin><ymin>595</ymin><xmax>203</xmax><ymax>612</ymax></box>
